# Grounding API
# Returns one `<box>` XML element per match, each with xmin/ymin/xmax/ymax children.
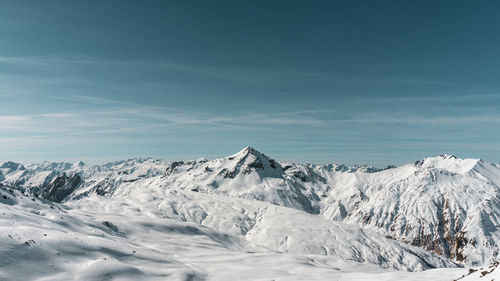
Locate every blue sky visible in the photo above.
<box><xmin>1</xmin><ymin>0</ymin><xmax>500</xmax><ymax>166</ymax></box>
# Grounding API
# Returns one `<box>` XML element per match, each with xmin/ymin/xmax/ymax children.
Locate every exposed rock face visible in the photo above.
<box><xmin>164</xmin><ymin>161</ymin><xmax>184</xmax><ymax>176</ymax></box>
<box><xmin>41</xmin><ymin>173</ymin><xmax>83</xmax><ymax>202</ymax></box>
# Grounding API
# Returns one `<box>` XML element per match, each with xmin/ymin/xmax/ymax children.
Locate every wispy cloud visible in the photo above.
<box><xmin>0</xmin><ymin>115</ymin><xmax>31</xmax><ymax>122</ymax></box>
<box><xmin>328</xmin><ymin>115</ymin><xmax>500</xmax><ymax>125</ymax></box>
<box><xmin>1</xmin><ymin>53</ymin><xmax>499</xmax><ymax>164</ymax></box>
<box><xmin>0</xmin><ymin>54</ymin><xmax>325</xmax><ymax>79</ymax></box>
<box><xmin>47</xmin><ymin>94</ymin><xmax>325</xmax><ymax>127</ymax></box>
<box><xmin>398</xmin><ymin>79</ymin><xmax>484</xmax><ymax>88</ymax></box>
<box><xmin>0</xmin><ymin>56</ymin><xmax>54</xmax><ymax>68</ymax></box>
<box><xmin>39</xmin><ymin>113</ymin><xmax>77</xmax><ymax>118</ymax></box>
<box><xmin>41</xmin><ymin>93</ymin><xmax>500</xmax><ymax>131</ymax></box>
<box><xmin>50</xmin><ymin>94</ymin><xmax>133</xmax><ymax>106</ymax></box>
<box><xmin>352</xmin><ymin>93</ymin><xmax>500</xmax><ymax>104</ymax></box>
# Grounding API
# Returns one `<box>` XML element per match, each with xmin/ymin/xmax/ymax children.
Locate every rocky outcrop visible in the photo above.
<box><xmin>41</xmin><ymin>173</ymin><xmax>82</xmax><ymax>202</ymax></box>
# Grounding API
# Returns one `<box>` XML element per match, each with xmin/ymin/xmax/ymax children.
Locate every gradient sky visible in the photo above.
<box><xmin>1</xmin><ymin>0</ymin><xmax>500</xmax><ymax>166</ymax></box>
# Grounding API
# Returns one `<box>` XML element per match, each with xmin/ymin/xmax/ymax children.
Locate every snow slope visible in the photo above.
<box><xmin>0</xmin><ymin>185</ymin><xmax>465</xmax><ymax>281</ymax></box>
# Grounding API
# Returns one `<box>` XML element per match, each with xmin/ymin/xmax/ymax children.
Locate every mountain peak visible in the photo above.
<box><xmin>415</xmin><ymin>154</ymin><xmax>480</xmax><ymax>174</ymax></box>
<box><xmin>0</xmin><ymin>161</ymin><xmax>26</xmax><ymax>171</ymax></box>
<box><xmin>222</xmin><ymin>147</ymin><xmax>283</xmax><ymax>178</ymax></box>
<box><xmin>73</xmin><ymin>161</ymin><xmax>85</xmax><ymax>168</ymax></box>
<box><xmin>238</xmin><ymin>146</ymin><xmax>258</xmax><ymax>155</ymax></box>
<box><xmin>230</xmin><ymin>146</ymin><xmax>266</xmax><ymax>159</ymax></box>
<box><xmin>439</xmin><ymin>154</ymin><xmax>457</xmax><ymax>159</ymax></box>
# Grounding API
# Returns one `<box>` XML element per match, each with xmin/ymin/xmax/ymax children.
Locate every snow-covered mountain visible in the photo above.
<box><xmin>2</xmin><ymin>147</ymin><xmax>500</xmax><ymax>280</ymax></box>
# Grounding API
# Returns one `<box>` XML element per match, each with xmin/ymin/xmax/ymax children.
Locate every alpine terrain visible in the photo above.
<box><xmin>1</xmin><ymin>147</ymin><xmax>499</xmax><ymax>280</ymax></box>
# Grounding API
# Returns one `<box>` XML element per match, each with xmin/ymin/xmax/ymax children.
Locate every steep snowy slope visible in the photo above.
<box><xmin>319</xmin><ymin>155</ymin><xmax>500</xmax><ymax>266</ymax></box>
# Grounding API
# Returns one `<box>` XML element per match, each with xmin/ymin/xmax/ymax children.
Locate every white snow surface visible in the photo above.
<box><xmin>2</xmin><ymin>147</ymin><xmax>500</xmax><ymax>280</ymax></box>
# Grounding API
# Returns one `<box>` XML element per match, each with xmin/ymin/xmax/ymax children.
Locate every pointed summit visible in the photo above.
<box><xmin>73</xmin><ymin>161</ymin><xmax>85</xmax><ymax>168</ymax></box>
<box><xmin>230</xmin><ymin>147</ymin><xmax>274</xmax><ymax>163</ymax></box>
<box><xmin>232</xmin><ymin>146</ymin><xmax>259</xmax><ymax>157</ymax></box>
<box><xmin>223</xmin><ymin>147</ymin><xmax>283</xmax><ymax>178</ymax></box>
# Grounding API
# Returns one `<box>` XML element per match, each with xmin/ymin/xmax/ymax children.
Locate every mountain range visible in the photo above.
<box><xmin>2</xmin><ymin>147</ymin><xmax>499</xmax><ymax>280</ymax></box>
